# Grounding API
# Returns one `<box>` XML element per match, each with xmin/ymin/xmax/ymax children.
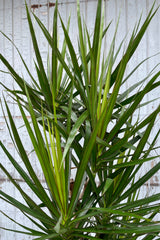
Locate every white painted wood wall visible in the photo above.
<box><xmin>0</xmin><ymin>0</ymin><xmax>160</xmax><ymax>239</ymax></box>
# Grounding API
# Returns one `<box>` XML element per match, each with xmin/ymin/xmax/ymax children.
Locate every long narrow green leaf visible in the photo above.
<box><xmin>0</xmin><ymin>211</ymin><xmax>46</xmax><ymax>235</ymax></box>
<box><xmin>100</xmin><ymin>42</ymin><xmax>132</xmax><ymax>139</ymax></box>
<box><xmin>112</xmin><ymin>193</ymin><xmax>160</xmax><ymax>211</ymax></box>
<box><xmin>113</xmin><ymin>105</ymin><xmax>160</xmax><ymax>202</ymax></box>
<box><xmin>108</xmin><ymin>156</ymin><xmax>159</xmax><ymax>169</ymax></box>
<box><xmin>110</xmin><ymin>3</ymin><xmax>159</xmax><ymax>87</ymax></box>
<box><xmin>51</xmin><ymin>0</ymin><xmax>58</xmax><ymax>96</ymax></box>
<box><xmin>0</xmin><ymin>227</ymin><xmax>34</xmax><ymax>236</ymax></box>
<box><xmin>106</xmin><ymin>72</ymin><xmax>160</xmax><ymax>143</ymax></box>
<box><xmin>4</xmin><ymin>100</ymin><xmax>49</xmax><ymax>197</ymax></box>
<box><xmin>77</xmin><ymin>0</ymin><xmax>91</xmax><ymax>114</ymax></box>
<box><xmin>120</xmin><ymin>160</ymin><xmax>160</xmax><ymax>203</ymax></box>
<box><xmin>22</xmin><ymin>86</ymin><xmax>64</xmax><ymax>213</ymax></box>
<box><xmin>58</xmin><ymin>15</ymin><xmax>81</xmax><ymax>81</ymax></box>
<box><xmin>57</xmin><ymin>16</ymin><xmax>71</xmax><ymax>93</ymax></box>
<box><xmin>0</xmin><ymin>31</ymin><xmax>40</xmax><ymax>90</ymax></box>
<box><xmin>34</xmin><ymin>233</ymin><xmax>63</xmax><ymax>240</ymax></box>
<box><xmin>92</xmin><ymin>0</ymin><xmax>102</xmax><ymax>62</ymax></box>
<box><xmin>0</xmin><ymin>162</ymin><xmax>56</xmax><ymax>226</ymax></box>
<box><xmin>74</xmin><ymin>224</ymin><xmax>160</xmax><ymax>234</ymax></box>
<box><xmin>25</xmin><ymin>4</ymin><xmax>52</xmax><ymax>107</ymax></box>
<box><xmin>33</xmin><ymin>12</ymin><xmax>75</xmax><ymax>87</ymax></box>
<box><xmin>0</xmin><ymin>54</ymin><xmax>38</xmax><ymax>96</ymax></box>
<box><xmin>68</xmin><ymin>105</ymin><xmax>110</xmax><ymax>216</ymax></box>
<box><xmin>0</xmin><ymin>191</ymin><xmax>54</xmax><ymax>226</ymax></box>
<box><xmin>62</xmin><ymin>110</ymin><xmax>88</xmax><ymax>164</ymax></box>
<box><xmin>59</xmin><ymin>15</ymin><xmax>88</xmax><ymax>108</ymax></box>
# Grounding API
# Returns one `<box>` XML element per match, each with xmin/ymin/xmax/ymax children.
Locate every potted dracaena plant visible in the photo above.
<box><xmin>0</xmin><ymin>0</ymin><xmax>160</xmax><ymax>239</ymax></box>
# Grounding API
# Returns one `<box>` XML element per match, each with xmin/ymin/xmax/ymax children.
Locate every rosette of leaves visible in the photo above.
<box><xmin>0</xmin><ymin>0</ymin><xmax>160</xmax><ymax>239</ymax></box>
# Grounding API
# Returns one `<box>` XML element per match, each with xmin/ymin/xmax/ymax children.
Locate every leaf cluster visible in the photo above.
<box><xmin>0</xmin><ymin>0</ymin><xmax>160</xmax><ymax>239</ymax></box>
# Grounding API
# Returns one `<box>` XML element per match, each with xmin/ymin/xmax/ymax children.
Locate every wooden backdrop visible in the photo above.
<box><xmin>0</xmin><ymin>0</ymin><xmax>160</xmax><ymax>239</ymax></box>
